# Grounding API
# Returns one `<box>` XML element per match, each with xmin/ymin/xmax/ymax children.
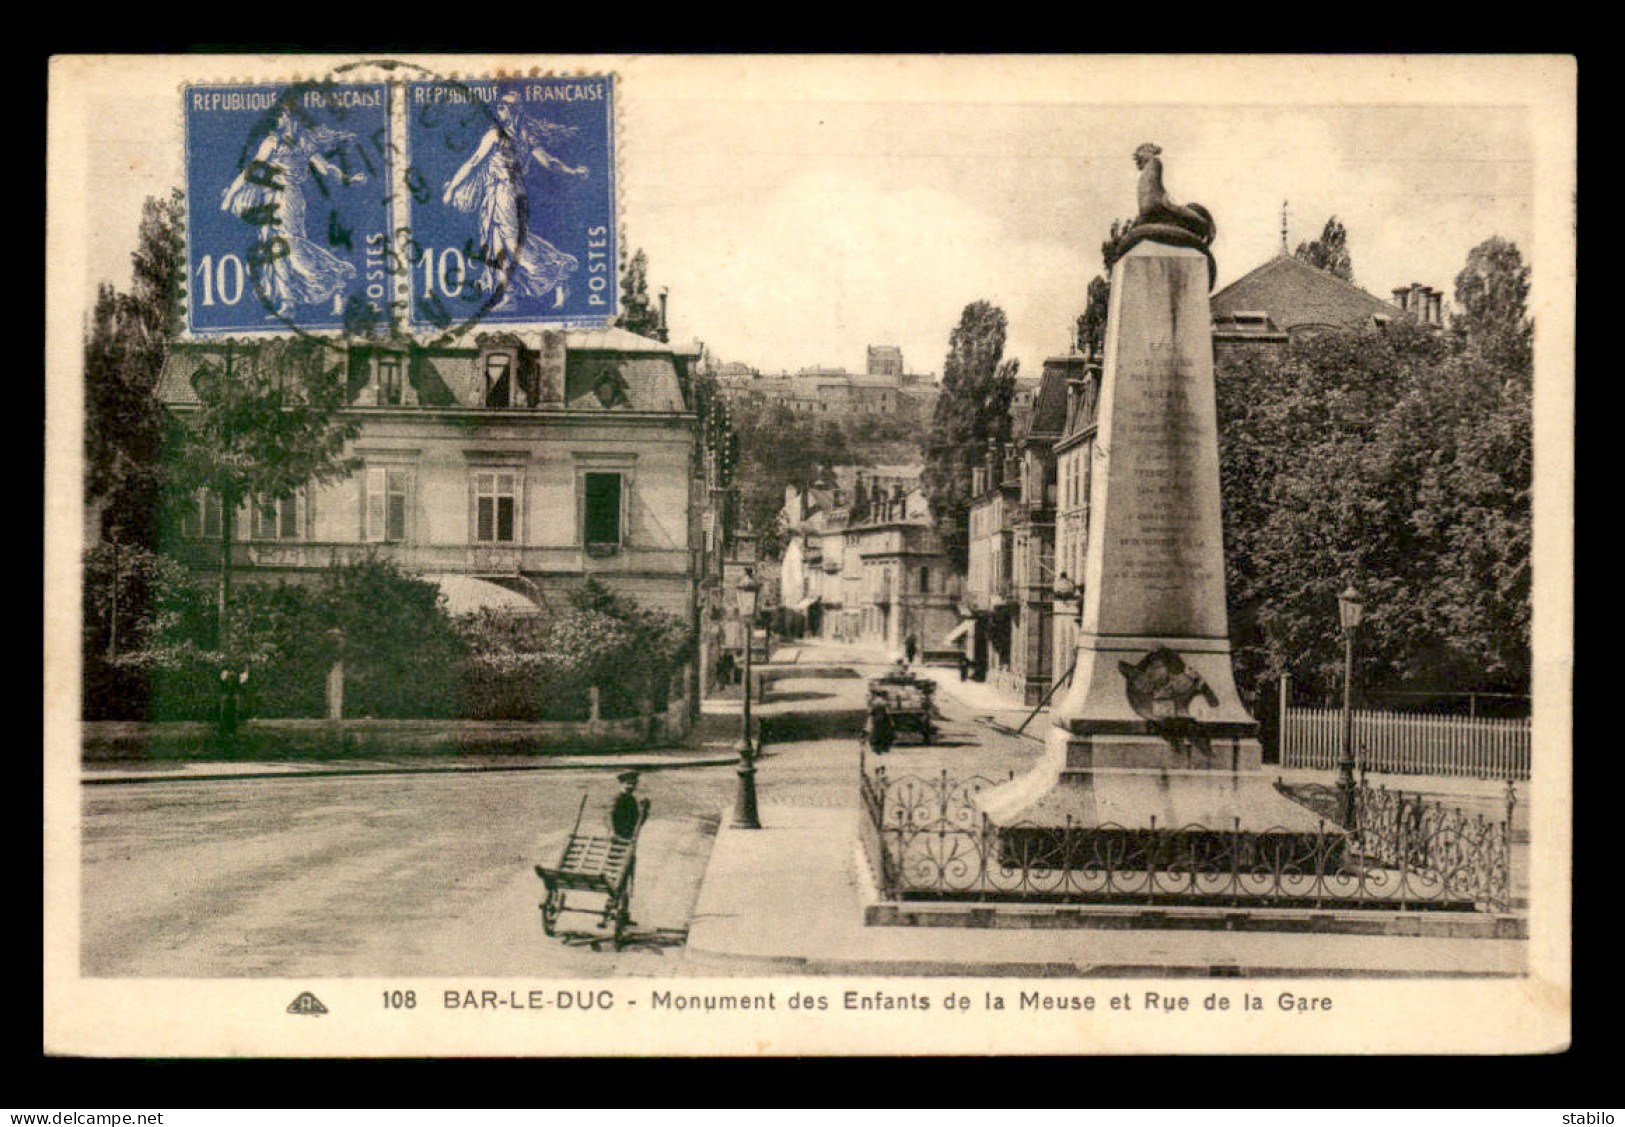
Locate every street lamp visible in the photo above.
<box><xmin>1336</xmin><ymin>585</ymin><xmax>1364</xmax><ymax>828</ymax></box>
<box><xmin>733</xmin><ymin>568</ymin><xmax>762</xmax><ymax>829</ymax></box>
<box><xmin>1052</xmin><ymin>571</ymin><xmax>1082</xmax><ymax>623</ymax></box>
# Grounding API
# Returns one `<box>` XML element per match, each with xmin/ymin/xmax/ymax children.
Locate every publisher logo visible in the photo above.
<box><xmin>286</xmin><ymin>991</ymin><xmax>329</xmax><ymax>1016</ymax></box>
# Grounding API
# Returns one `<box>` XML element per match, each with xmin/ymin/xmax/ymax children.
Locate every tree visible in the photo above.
<box><xmin>1452</xmin><ymin>236</ymin><xmax>1532</xmax><ymax>375</ymax></box>
<box><xmin>1075</xmin><ymin>275</ymin><xmax>1111</xmax><ymax>357</ymax></box>
<box><xmin>1215</xmin><ymin>307</ymin><xmax>1531</xmax><ymax>702</ymax></box>
<box><xmin>1074</xmin><ymin>217</ymin><xmax>1130</xmax><ymax>357</ymax></box>
<box><xmin>1294</xmin><ymin>216</ymin><xmax>1354</xmax><ymax>282</ymax></box>
<box><xmin>85</xmin><ymin>189</ymin><xmax>186</xmax><ymax>548</ymax></box>
<box><xmin>728</xmin><ymin>400</ymin><xmax>851</xmax><ymax>559</ymax></box>
<box><xmin>921</xmin><ymin>300</ymin><xmax>1018</xmax><ymax>569</ymax></box>
<box><xmin>615</xmin><ymin>246</ymin><xmax>667</xmax><ymax>342</ymax></box>
<box><xmin>161</xmin><ymin>338</ymin><xmax>362</xmax><ymax>652</ymax></box>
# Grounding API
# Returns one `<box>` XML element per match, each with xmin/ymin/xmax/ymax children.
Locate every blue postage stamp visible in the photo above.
<box><xmin>185</xmin><ymin>82</ymin><xmax>392</xmax><ymax>336</ymax></box>
<box><xmin>404</xmin><ymin>76</ymin><xmax>616</xmax><ymax>331</ymax></box>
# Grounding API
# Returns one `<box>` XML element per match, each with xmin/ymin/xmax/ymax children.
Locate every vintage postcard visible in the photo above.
<box><xmin>45</xmin><ymin>53</ymin><xmax>1574</xmax><ymax>1057</ymax></box>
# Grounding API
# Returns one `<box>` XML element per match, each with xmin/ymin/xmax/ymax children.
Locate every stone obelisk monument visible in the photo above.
<box><xmin>981</xmin><ymin>144</ymin><xmax>1323</xmax><ymax>839</ymax></box>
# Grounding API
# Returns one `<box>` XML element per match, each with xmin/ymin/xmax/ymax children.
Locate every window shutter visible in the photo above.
<box><xmin>475</xmin><ymin>472</ymin><xmax>493</xmax><ymax>542</ymax></box>
<box><xmin>387</xmin><ymin>471</ymin><xmax>406</xmax><ymax>542</ymax></box>
<box><xmin>366</xmin><ymin>467</ymin><xmax>386</xmax><ymax>542</ymax></box>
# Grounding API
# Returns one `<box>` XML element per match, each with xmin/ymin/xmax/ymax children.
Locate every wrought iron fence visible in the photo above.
<box><xmin>859</xmin><ymin>767</ymin><xmax>1516</xmax><ymax>913</ymax></box>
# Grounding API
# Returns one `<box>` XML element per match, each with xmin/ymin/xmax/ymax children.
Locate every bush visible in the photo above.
<box><xmin>95</xmin><ymin>557</ymin><xmax>463</xmax><ymax>720</ymax></box>
<box><xmin>455</xmin><ymin>582</ymin><xmax>691</xmax><ymax>722</ymax></box>
<box><xmin>87</xmin><ymin>558</ymin><xmax>692</xmax><ymax>723</ymax></box>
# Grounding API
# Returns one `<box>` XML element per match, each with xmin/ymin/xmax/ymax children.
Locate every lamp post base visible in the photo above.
<box><xmin>732</xmin><ymin>758</ymin><xmax>761</xmax><ymax>829</ymax></box>
<box><xmin>1336</xmin><ymin>754</ymin><xmax>1358</xmax><ymax>828</ymax></box>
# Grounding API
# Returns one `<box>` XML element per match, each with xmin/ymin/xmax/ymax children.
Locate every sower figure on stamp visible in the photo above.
<box><xmin>442</xmin><ymin>92</ymin><xmax>587</xmax><ymax>311</ymax></box>
<box><xmin>221</xmin><ymin>109</ymin><xmax>364</xmax><ymax>320</ymax></box>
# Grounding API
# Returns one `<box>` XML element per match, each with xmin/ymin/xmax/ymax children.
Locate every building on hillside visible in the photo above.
<box><xmin>158</xmin><ymin>327</ymin><xmax>710</xmax><ymax>675</ymax></box>
<box><xmin>1210</xmin><ymin>254</ymin><xmax>1442</xmax><ymax>360</ymax></box>
<box><xmin>867</xmin><ymin>345</ymin><xmax>904</xmax><ymax>377</ymax></box>
<box><xmin>713</xmin><ymin>355</ymin><xmax>940</xmax><ymax>424</ymax></box>
<box><xmin>961</xmin><ymin>356</ymin><xmax>1081</xmax><ymax>704</ymax></box>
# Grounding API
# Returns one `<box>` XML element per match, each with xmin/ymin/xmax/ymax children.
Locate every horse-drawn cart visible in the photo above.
<box><xmin>534</xmin><ymin>792</ymin><xmax>649</xmax><ymax>950</ymax></box>
<box><xmin>862</xmin><ymin>668</ymin><xmax>939</xmax><ymax>751</ymax></box>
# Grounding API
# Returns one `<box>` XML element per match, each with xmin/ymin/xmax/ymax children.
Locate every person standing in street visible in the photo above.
<box><xmin>217</xmin><ymin>668</ymin><xmax>249</xmax><ymax>741</ymax></box>
<box><xmin>611</xmin><ymin>771</ymin><xmax>647</xmax><ymax>841</ymax></box>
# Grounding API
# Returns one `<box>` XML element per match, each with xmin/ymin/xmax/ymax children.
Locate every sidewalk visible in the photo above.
<box><xmin>684</xmin><ymin>803</ymin><xmax>1526</xmax><ymax>977</ymax></box>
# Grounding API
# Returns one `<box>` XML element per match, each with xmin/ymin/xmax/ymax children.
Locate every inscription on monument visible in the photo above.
<box><xmin>1106</xmin><ymin>348</ymin><xmax>1214</xmax><ymax>598</ymax></box>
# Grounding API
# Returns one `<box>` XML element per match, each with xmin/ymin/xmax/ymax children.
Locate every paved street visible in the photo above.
<box><xmin>82</xmin><ymin>766</ymin><xmax>732</xmax><ymax>978</ymax></box>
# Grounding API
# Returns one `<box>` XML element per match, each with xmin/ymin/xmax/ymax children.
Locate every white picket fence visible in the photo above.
<box><xmin>1281</xmin><ymin>705</ymin><xmax>1530</xmax><ymax>781</ymax></box>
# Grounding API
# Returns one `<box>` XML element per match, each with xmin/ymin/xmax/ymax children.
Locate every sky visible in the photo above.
<box><xmin>72</xmin><ymin>56</ymin><xmax>1541</xmax><ymax>381</ymax></box>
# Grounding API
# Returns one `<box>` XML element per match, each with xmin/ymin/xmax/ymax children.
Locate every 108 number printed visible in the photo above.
<box><xmin>383</xmin><ymin>990</ymin><xmax>417</xmax><ymax>1009</ymax></box>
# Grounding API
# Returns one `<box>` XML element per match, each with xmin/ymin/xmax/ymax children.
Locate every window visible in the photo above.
<box><xmin>484</xmin><ymin>354</ymin><xmax>514</xmax><ymax>408</ymax></box>
<box><xmin>364</xmin><ymin>467</ymin><xmax>408</xmax><ymax>543</ymax></box>
<box><xmin>182</xmin><ymin>489</ymin><xmax>223</xmax><ymax>539</ymax></box>
<box><xmin>473</xmin><ymin>471</ymin><xmax>518</xmax><ymax>543</ymax></box>
<box><xmin>584</xmin><ymin>472</ymin><xmax>623</xmax><ymax>550</ymax></box>
<box><xmin>252</xmin><ymin>492</ymin><xmax>304</xmax><ymax>540</ymax></box>
<box><xmin>377</xmin><ymin>357</ymin><xmax>402</xmax><ymax>406</ymax></box>
<box><xmin>919</xmin><ymin>566</ymin><xmax>930</xmax><ymax>594</ymax></box>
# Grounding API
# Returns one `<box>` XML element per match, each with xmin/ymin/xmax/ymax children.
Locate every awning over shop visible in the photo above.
<box><xmin>943</xmin><ymin>620</ymin><xmax>974</xmax><ymax>644</ymax></box>
<box><xmin>423</xmin><ymin>574</ymin><xmax>542</xmax><ymax>616</ymax></box>
<box><xmin>794</xmin><ymin>596</ymin><xmax>821</xmax><ymax>612</ymax></box>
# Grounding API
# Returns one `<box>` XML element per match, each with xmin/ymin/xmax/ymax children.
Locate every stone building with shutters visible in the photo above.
<box><xmin>962</xmin><ymin>355</ymin><xmax>1082</xmax><ymax>705</ymax></box>
<box><xmin>157</xmin><ymin>327</ymin><xmax>706</xmax><ymax>624</ymax></box>
<box><xmin>777</xmin><ymin>473</ymin><xmax>959</xmax><ymax>655</ymax></box>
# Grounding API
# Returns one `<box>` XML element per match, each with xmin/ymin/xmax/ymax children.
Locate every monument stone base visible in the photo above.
<box><xmin>978</xmin><ymin>730</ymin><xmax>1328</xmax><ymax>834</ymax></box>
<box><xmin>977</xmin><ymin>633</ymin><xmax>1338</xmax><ymax>859</ymax></box>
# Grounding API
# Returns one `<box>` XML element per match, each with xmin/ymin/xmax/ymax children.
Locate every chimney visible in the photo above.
<box><xmin>537</xmin><ymin>330</ymin><xmax>567</xmax><ymax>406</ymax></box>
